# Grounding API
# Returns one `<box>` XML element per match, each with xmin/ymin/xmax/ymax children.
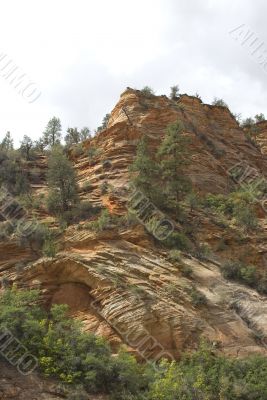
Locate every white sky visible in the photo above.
<box><xmin>1</xmin><ymin>0</ymin><xmax>267</xmax><ymax>146</ymax></box>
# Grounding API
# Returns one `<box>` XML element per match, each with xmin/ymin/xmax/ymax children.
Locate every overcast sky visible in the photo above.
<box><xmin>1</xmin><ymin>0</ymin><xmax>267</xmax><ymax>146</ymax></box>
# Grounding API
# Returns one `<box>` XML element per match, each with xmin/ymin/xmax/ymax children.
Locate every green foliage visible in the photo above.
<box><xmin>0</xmin><ymin>131</ymin><xmax>14</xmax><ymax>152</ymax></box>
<box><xmin>65</xmin><ymin>127</ymin><xmax>91</xmax><ymax>146</ymax></box>
<box><xmin>242</xmin><ymin>117</ymin><xmax>255</xmax><ymax>127</ymax></box>
<box><xmin>47</xmin><ymin>146</ymin><xmax>79</xmax><ymax>215</ymax></box>
<box><xmin>157</xmin><ymin>121</ymin><xmax>192</xmax><ymax>214</ymax></box>
<box><xmin>222</xmin><ymin>260</ymin><xmax>257</xmax><ymax>287</ymax></box>
<box><xmin>168</xmin><ymin>249</ymin><xmax>182</xmax><ymax>262</ymax></box>
<box><xmin>100</xmin><ymin>181</ymin><xmax>109</xmax><ymax>194</ymax></box>
<box><xmin>203</xmin><ymin>188</ymin><xmax>259</xmax><ymax>231</ymax></box>
<box><xmin>0</xmin><ymin>288</ymin><xmax>151</xmax><ymax>398</ymax></box>
<box><xmin>87</xmin><ymin>146</ymin><xmax>99</xmax><ymax>163</ymax></box>
<box><xmin>148</xmin><ymin>341</ymin><xmax>267</xmax><ymax>400</ymax></box>
<box><xmin>90</xmin><ymin>209</ymin><xmax>111</xmax><ymax>231</ymax></box>
<box><xmin>43</xmin><ymin>117</ymin><xmax>62</xmax><ymax>147</ymax></box>
<box><xmin>189</xmin><ymin>287</ymin><xmax>207</xmax><ymax>306</ymax></box>
<box><xmin>1</xmin><ymin>289</ymin><xmax>267</xmax><ymax>398</ymax></box>
<box><xmin>185</xmin><ymin>191</ymin><xmax>200</xmax><ymax>211</ymax></box>
<box><xmin>65</xmin><ymin>128</ymin><xmax>81</xmax><ymax>145</ymax></box>
<box><xmin>15</xmin><ymin>221</ymin><xmax>57</xmax><ymax>254</ymax></box>
<box><xmin>163</xmin><ymin>231</ymin><xmax>192</xmax><ymax>251</ymax></box>
<box><xmin>170</xmin><ymin>85</ymin><xmax>179</xmax><ymax>100</ymax></box>
<box><xmin>129</xmin><ymin>120</ymin><xmax>192</xmax><ymax>231</ymax></box>
<box><xmin>255</xmin><ymin>113</ymin><xmax>265</xmax><ymax>122</ymax></box>
<box><xmin>19</xmin><ymin>135</ymin><xmax>35</xmax><ymax>160</ymax></box>
<box><xmin>193</xmin><ymin>243</ymin><xmax>211</xmax><ymax>261</ymax></box>
<box><xmin>84</xmin><ymin>209</ymin><xmax>123</xmax><ymax>232</ymax></box>
<box><xmin>0</xmin><ymin>151</ymin><xmax>30</xmax><ymax>195</ymax></box>
<box><xmin>97</xmin><ymin>114</ymin><xmax>110</xmax><ymax>132</ymax></box>
<box><xmin>129</xmin><ymin>135</ymin><xmax>162</xmax><ymax>205</ymax></box>
<box><xmin>140</xmin><ymin>86</ymin><xmax>155</xmax><ymax>96</ymax></box>
<box><xmin>62</xmin><ymin>201</ymin><xmax>100</xmax><ymax>225</ymax></box>
<box><xmin>42</xmin><ymin>232</ymin><xmax>58</xmax><ymax>257</ymax></box>
<box><xmin>212</xmin><ymin>97</ymin><xmax>228</xmax><ymax>107</ymax></box>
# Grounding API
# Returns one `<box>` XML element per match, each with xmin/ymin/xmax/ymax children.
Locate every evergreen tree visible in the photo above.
<box><xmin>43</xmin><ymin>117</ymin><xmax>62</xmax><ymax>147</ymax></box>
<box><xmin>65</xmin><ymin>127</ymin><xmax>80</xmax><ymax>145</ymax></box>
<box><xmin>47</xmin><ymin>145</ymin><xmax>79</xmax><ymax>214</ymax></box>
<box><xmin>0</xmin><ymin>131</ymin><xmax>14</xmax><ymax>151</ymax></box>
<box><xmin>157</xmin><ymin>121</ymin><xmax>191</xmax><ymax>213</ymax></box>
<box><xmin>130</xmin><ymin>135</ymin><xmax>162</xmax><ymax>204</ymax></box>
<box><xmin>97</xmin><ymin>114</ymin><xmax>110</xmax><ymax>132</ymax></box>
<box><xmin>170</xmin><ymin>85</ymin><xmax>179</xmax><ymax>99</ymax></box>
<box><xmin>255</xmin><ymin>113</ymin><xmax>265</xmax><ymax>123</ymax></box>
<box><xmin>140</xmin><ymin>86</ymin><xmax>155</xmax><ymax>96</ymax></box>
<box><xmin>20</xmin><ymin>135</ymin><xmax>34</xmax><ymax>160</ymax></box>
<box><xmin>80</xmin><ymin>127</ymin><xmax>91</xmax><ymax>141</ymax></box>
<box><xmin>34</xmin><ymin>138</ymin><xmax>46</xmax><ymax>153</ymax></box>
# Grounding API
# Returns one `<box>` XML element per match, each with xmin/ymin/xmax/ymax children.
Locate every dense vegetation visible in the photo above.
<box><xmin>1</xmin><ymin>288</ymin><xmax>267</xmax><ymax>399</ymax></box>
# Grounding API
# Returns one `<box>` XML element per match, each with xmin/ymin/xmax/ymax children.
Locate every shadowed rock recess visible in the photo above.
<box><xmin>1</xmin><ymin>88</ymin><xmax>267</xmax><ymax>397</ymax></box>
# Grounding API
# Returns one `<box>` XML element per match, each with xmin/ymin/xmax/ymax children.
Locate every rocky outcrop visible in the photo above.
<box><xmin>1</xmin><ymin>88</ymin><xmax>267</xmax><ymax>369</ymax></box>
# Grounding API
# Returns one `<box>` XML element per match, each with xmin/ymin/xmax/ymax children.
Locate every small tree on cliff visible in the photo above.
<box><xmin>47</xmin><ymin>145</ymin><xmax>79</xmax><ymax>215</ymax></box>
<box><xmin>157</xmin><ymin>121</ymin><xmax>192</xmax><ymax>214</ymax></box>
<box><xmin>140</xmin><ymin>86</ymin><xmax>155</xmax><ymax>96</ymax></box>
<box><xmin>129</xmin><ymin>135</ymin><xmax>162</xmax><ymax>205</ymax></box>
<box><xmin>0</xmin><ymin>131</ymin><xmax>14</xmax><ymax>152</ymax></box>
<box><xmin>97</xmin><ymin>114</ymin><xmax>110</xmax><ymax>132</ymax></box>
<box><xmin>170</xmin><ymin>85</ymin><xmax>179</xmax><ymax>100</ymax></box>
<box><xmin>20</xmin><ymin>135</ymin><xmax>34</xmax><ymax>160</ymax></box>
<box><xmin>43</xmin><ymin>117</ymin><xmax>62</xmax><ymax>147</ymax></box>
<box><xmin>64</xmin><ymin>127</ymin><xmax>80</xmax><ymax>145</ymax></box>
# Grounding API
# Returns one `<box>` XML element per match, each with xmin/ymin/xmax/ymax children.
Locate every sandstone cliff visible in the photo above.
<box><xmin>1</xmin><ymin>88</ymin><xmax>267</xmax><ymax>396</ymax></box>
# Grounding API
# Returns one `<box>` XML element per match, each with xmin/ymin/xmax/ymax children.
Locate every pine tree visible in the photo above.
<box><xmin>129</xmin><ymin>135</ymin><xmax>162</xmax><ymax>204</ymax></box>
<box><xmin>0</xmin><ymin>131</ymin><xmax>13</xmax><ymax>151</ymax></box>
<box><xmin>170</xmin><ymin>85</ymin><xmax>179</xmax><ymax>100</ymax></box>
<box><xmin>20</xmin><ymin>135</ymin><xmax>34</xmax><ymax>160</ymax></box>
<box><xmin>64</xmin><ymin>127</ymin><xmax>80</xmax><ymax>145</ymax></box>
<box><xmin>47</xmin><ymin>146</ymin><xmax>79</xmax><ymax>214</ymax></box>
<box><xmin>157</xmin><ymin>121</ymin><xmax>191</xmax><ymax>213</ymax></box>
<box><xmin>43</xmin><ymin>117</ymin><xmax>62</xmax><ymax>147</ymax></box>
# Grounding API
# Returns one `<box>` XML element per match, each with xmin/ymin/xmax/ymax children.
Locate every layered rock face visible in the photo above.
<box><xmin>1</xmin><ymin>88</ymin><xmax>267</xmax><ymax>374</ymax></box>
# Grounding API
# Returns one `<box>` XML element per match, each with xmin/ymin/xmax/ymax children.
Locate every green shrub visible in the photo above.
<box><xmin>203</xmin><ymin>190</ymin><xmax>259</xmax><ymax>231</ymax></box>
<box><xmin>190</xmin><ymin>287</ymin><xmax>207</xmax><ymax>306</ymax></box>
<box><xmin>240</xmin><ymin>265</ymin><xmax>257</xmax><ymax>286</ymax></box>
<box><xmin>163</xmin><ymin>231</ymin><xmax>191</xmax><ymax>251</ymax></box>
<box><xmin>181</xmin><ymin>264</ymin><xmax>193</xmax><ymax>277</ymax></box>
<box><xmin>0</xmin><ymin>288</ymin><xmax>151</xmax><ymax>398</ymax></box>
<box><xmin>61</xmin><ymin>201</ymin><xmax>100</xmax><ymax>225</ymax></box>
<box><xmin>212</xmin><ymin>97</ymin><xmax>228</xmax><ymax>107</ymax></box>
<box><xmin>148</xmin><ymin>342</ymin><xmax>267</xmax><ymax>400</ymax></box>
<box><xmin>233</xmin><ymin>203</ymin><xmax>258</xmax><ymax>230</ymax></box>
<box><xmin>96</xmin><ymin>209</ymin><xmax>111</xmax><ymax>230</ymax></box>
<box><xmin>100</xmin><ymin>181</ymin><xmax>109</xmax><ymax>194</ymax></box>
<box><xmin>42</xmin><ymin>234</ymin><xmax>58</xmax><ymax>257</ymax></box>
<box><xmin>193</xmin><ymin>243</ymin><xmax>211</xmax><ymax>260</ymax></box>
<box><xmin>222</xmin><ymin>260</ymin><xmax>242</xmax><ymax>280</ymax></box>
<box><xmin>1</xmin><ymin>289</ymin><xmax>267</xmax><ymax>399</ymax></box>
<box><xmin>222</xmin><ymin>260</ymin><xmax>257</xmax><ymax>287</ymax></box>
<box><xmin>140</xmin><ymin>86</ymin><xmax>155</xmax><ymax>96</ymax></box>
<box><xmin>87</xmin><ymin>146</ymin><xmax>99</xmax><ymax>163</ymax></box>
<box><xmin>168</xmin><ymin>249</ymin><xmax>182</xmax><ymax>262</ymax></box>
